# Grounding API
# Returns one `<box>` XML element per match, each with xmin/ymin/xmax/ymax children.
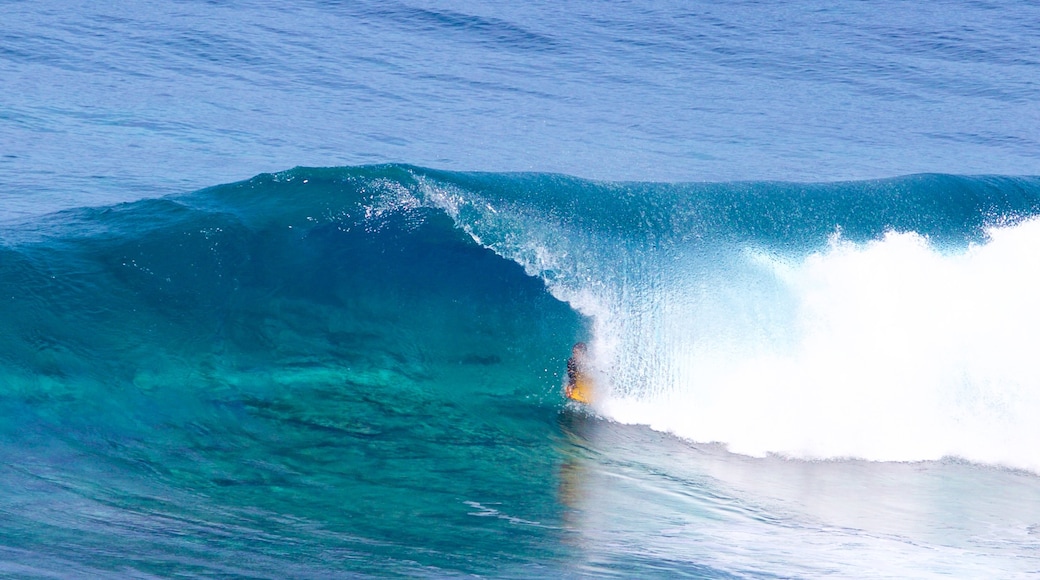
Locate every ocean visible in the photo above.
<box><xmin>3</xmin><ymin>1</ymin><xmax>1040</xmax><ymax>577</ymax></box>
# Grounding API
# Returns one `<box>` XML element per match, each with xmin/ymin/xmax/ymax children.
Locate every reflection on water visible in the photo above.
<box><xmin>554</xmin><ymin>409</ymin><xmax>1040</xmax><ymax>578</ymax></box>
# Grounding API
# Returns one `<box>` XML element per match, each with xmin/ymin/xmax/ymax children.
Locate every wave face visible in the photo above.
<box><xmin>0</xmin><ymin>166</ymin><xmax>585</xmax><ymax>575</ymax></box>
<box><xmin>3</xmin><ymin>166</ymin><xmax>1040</xmax><ymax>574</ymax></box>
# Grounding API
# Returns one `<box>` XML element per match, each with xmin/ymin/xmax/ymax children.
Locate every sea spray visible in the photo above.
<box><xmin>602</xmin><ymin>219</ymin><xmax>1040</xmax><ymax>470</ymax></box>
<box><xmin>413</xmin><ymin>170</ymin><xmax>1040</xmax><ymax>471</ymax></box>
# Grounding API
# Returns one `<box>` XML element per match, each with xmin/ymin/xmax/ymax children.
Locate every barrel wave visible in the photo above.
<box><xmin>2</xmin><ymin>166</ymin><xmax>1040</xmax><ymax>575</ymax></box>
<box><xmin>411</xmin><ymin>169</ymin><xmax>1040</xmax><ymax>471</ymax></box>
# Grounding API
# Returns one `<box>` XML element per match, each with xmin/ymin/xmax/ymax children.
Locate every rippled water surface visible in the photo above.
<box><xmin>3</xmin><ymin>1</ymin><xmax>1040</xmax><ymax>578</ymax></box>
<box><xmin>4</xmin><ymin>0</ymin><xmax>1040</xmax><ymax>219</ymax></box>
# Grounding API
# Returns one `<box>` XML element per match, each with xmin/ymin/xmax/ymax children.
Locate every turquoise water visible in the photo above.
<box><xmin>1</xmin><ymin>168</ymin><xmax>582</xmax><ymax>575</ymax></box>
<box><xmin>5</xmin><ymin>1</ymin><xmax>1040</xmax><ymax>577</ymax></box>
<box><xmin>4</xmin><ymin>168</ymin><xmax>1040</xmax><ymax>576</ymax></box>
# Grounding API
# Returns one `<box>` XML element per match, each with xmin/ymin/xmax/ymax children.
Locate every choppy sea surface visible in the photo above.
<box><xmin>3</xmin><ymin>1</ymin><xmax>1040</xmax><ymax>577</ymax></box>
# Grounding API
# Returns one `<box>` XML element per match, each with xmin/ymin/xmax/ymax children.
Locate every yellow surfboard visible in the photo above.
<box><xmin>566</xmin><ymin>374</ymin><xmax>594</xmax><ymax>404</ymax></box>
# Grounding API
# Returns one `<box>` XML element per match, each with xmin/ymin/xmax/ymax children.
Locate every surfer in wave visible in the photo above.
<box><xmin>564</xmin><ymin>342</ymin><xmax>593</xmax><ymax>404</ymax></box>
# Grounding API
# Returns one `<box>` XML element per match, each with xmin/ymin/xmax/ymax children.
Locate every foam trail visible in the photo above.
<box><xmin>601</xmin><ymin>218</ymin><xmax>1040</xmax><ymax>471</ymax></box>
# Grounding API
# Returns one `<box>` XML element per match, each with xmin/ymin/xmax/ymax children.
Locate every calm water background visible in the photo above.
<box><xmin>4</xmin><ymin>1</ymin><xmax>1040</xmax><ymax>578</ymax></box>
<box><xmin>3</xmin><ymin>0</ymin><xmax>1040</xmax><ymax>219</ymax></box>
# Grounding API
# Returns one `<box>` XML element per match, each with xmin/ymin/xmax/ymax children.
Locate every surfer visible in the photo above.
<box><xmin>564</xmin><ymin>342</ymin><xmax>593</xmax><ymax>404</ymax></box>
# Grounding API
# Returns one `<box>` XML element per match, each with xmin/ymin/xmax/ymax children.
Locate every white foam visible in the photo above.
<box><xmin>415</xmin><ymin>178</ymin><xmax>1040</xmax><ymax>471</ymax></box>
<box><xmin>594</xmin><ymin>218</ymin><xmax>1040</xmax><ymax>472</ymax></box>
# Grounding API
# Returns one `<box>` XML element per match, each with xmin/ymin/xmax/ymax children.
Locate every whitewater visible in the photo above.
<box><xmin>4</xmin><ymin>0</ymin><xmax>1040</xmax><ymax>577</ymax></box>
<box><xmin>416</xmin><ymin>172</ymin><xmax>1040</xmax><ymax>471</ymax></box>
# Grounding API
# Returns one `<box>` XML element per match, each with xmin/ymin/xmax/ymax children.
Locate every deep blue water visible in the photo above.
<box><xmin>4</xmin><ymin>0</ymin><xmax>1040</xmax><ymax>219</ymax></box>
<box><xmin>3</xmin><ymin>1</ymin><xmax>1040</xmax><ymax>578</ymax></box>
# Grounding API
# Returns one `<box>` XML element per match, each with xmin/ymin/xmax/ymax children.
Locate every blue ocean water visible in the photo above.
<box><xmin>3</xmin><ymin>1</ymin><xmax>1040</xmax><ymax>577</ymax></box>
